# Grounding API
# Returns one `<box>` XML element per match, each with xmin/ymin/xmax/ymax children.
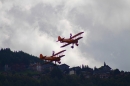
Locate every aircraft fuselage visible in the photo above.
<box><xmin>62</xmin><ymin>39</ymin><xmax>75</xmax><ymax>43</ymax></box>
<box><xmin>61</xmin><ymin>37</ymin><xmax>82</xmax><ymax>43</ymax></box>
<box><xmin>44</xmin><ymin>56</ymin><xmax>60</xmax><ymax>61</ymax></box>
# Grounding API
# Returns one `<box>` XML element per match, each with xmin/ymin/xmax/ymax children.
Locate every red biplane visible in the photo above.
<box><xmin>56</xmin><ymin>32</ymin><xmax>84</xmax><ymax>48</ymax></box>
<box><xmin>39</xmin><ymin>50</ymin><xmax>66</xmax><ymax>64</ymax></box>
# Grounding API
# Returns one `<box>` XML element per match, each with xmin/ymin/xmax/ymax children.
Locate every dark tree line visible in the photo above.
<box><xmin>0</xmin><ymin>48</ymin><xmax>43</xmax><ymax>70</ymax></box>
<box><xmin>1</xmin><ymin>68</ymin><xmax>130</xmax><ymax>86</ymax></box>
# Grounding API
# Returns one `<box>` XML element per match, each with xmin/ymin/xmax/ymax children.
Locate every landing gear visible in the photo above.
<box><xmin>58</xmin><ymin>61</ymin><xmax>61</xmax><ymax>64</ymax></box>
<box><xmin>76</xmin><ymin>43</ymin><xmax>79</xmax><ymax>46</ymax></box>
<box><xmin>71</xmin><ymin>46</ymin><xmax>74</xmax><ymax>48</ymax></box>
<box><xmin>71</xmin><ymin>44</ymin><xmax>74</xmax><ymax>48</ymax></box>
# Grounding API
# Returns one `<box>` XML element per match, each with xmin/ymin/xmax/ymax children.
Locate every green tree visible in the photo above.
<box><xmin>50</xmin><ymin>67</ymin><xmax>63</xmax><ymax>79</ymax></box>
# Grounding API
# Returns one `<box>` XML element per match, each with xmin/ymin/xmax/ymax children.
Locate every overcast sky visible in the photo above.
<box><xmin>0</xmin><ymin>0</ymin><xmax>130</xmax><ymax>71</ymax></box>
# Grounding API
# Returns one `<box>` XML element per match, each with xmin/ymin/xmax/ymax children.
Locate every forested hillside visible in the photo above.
<box><xmin>0</xmin><ymin>48</ymin><xmax>130</xmax><ymax>86</ymax></box>
<box><xmin>0</xmin><ymin>48</ymin><xmax>42</xmax><ymax>66</ymax></box>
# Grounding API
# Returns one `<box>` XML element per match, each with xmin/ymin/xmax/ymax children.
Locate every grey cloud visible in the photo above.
<box><xmin>29</xmin><ymin>3</ymin><xmax>65</xmax><ymax>37</ymax></box>
<box><xmin>79</xmin><ymin>29</ymin><xmax>130</xmax><ymax>70</ymax></box>
<box><xmin>66</xmin><ymin>0</ymin><xmax>130</xmax><ymax>31</ymax></box>
<box><xmin>4</xmin><ymin>2</ymin><xmax>64</xmax><ymax>37</ymax></box>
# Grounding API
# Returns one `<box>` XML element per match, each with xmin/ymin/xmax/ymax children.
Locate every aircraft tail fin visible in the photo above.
<box><xmin>40</xmin><ymin>54</ymin><xmax>45</xmax><ymax>59</ymax></box>
<box><xmin>57</xmin><ymin>36</ymin><xmax>62</xmax><ymax>42</ymax></box>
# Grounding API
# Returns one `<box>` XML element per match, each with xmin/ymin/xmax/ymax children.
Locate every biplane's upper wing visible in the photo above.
<box><xmin>61</xmin><ymin>43</ymin><xmax>71</xmax><ymax>48</ymax></box>
<box><xmin>52</xmin><ymin>50</ymin><xmax>66</xmax><ymax>56</ymax></box>
<box><xmin>70</xmin><ymin>32</ymin><xmax>84</xmax><ymax>39</ymax></box>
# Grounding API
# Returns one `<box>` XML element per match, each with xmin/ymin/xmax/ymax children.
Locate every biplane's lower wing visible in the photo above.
<box><xmin>61</xmin><ymin>43</ymin><xmax>70</xmax><ymax>48</ymax></box>
<box><xmin>59</xmin><ymin>55</ymin><xmax>65</xmax><ymax>58</ymax></box>
<box><xmin>75</xmin><ymin>37</ymin><xmax>83</xmax><ymax>41</ymax></box>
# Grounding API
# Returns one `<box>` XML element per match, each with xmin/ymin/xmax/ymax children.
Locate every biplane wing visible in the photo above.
<box><xmin>61</xmin><ymin>43</ymin><xmax>71</xmax><ymax>48</ymax></box>
<box><xmin>52</xmin><ymin>50</ymin><xmax>66</xmax><ymax>56</ymax></box>
<box><xmin>59</xmin><ymin>55</ymin><xmax>65</xmax><ymax>58</ymax></box>
<box><xmin>75</xmin><ymin>37</ymin><xmax>83</xmax><ymax>41</ymax></box>
<box><xmin>70</xmin><ymin>32</ymin><xmax>84</xmax><ymax>39</ymax></box>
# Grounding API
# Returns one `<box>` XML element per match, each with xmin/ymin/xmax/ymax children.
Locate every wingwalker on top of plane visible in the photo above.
<box><xmin>56</xmin><ymin>32</ymin><xmax>84</xmax><ymax>48</ymax></box>
<box><xmin>39</xmin><ymin>50</ymin><xmax>66</xmax><ymax>65</ymax></box>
